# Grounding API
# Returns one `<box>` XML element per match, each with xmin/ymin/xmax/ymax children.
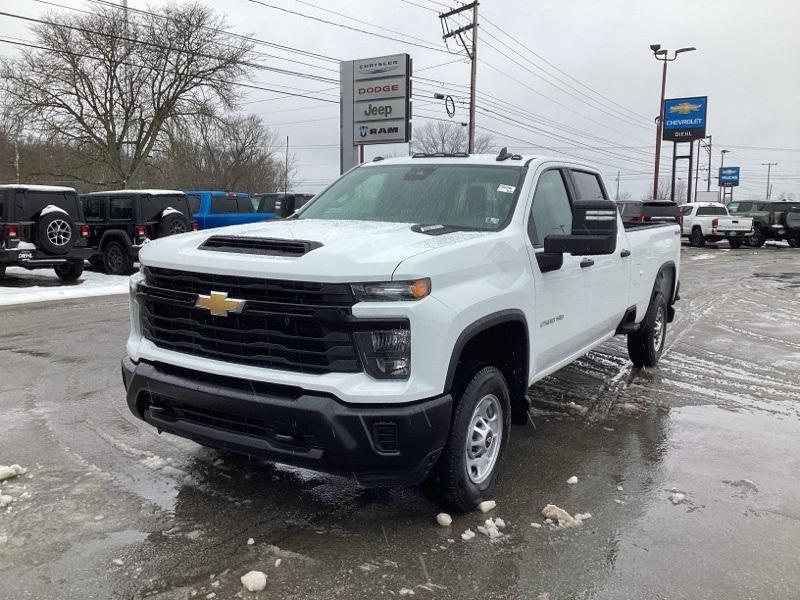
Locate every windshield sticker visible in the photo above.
<box><xmin>486</xmin><ymin>217</ymin><xmax>500</xmax><ymax>225</ymax></box>
<box><xmin>497</xmin><ymin>184</ymin><xmax>516</xmax><ymax>194</ymax></box>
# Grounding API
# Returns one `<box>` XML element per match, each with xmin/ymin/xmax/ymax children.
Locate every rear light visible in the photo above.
<box><xmin>711</xmin><ymin>218</ymin><xmax>719</xmax><ymax>229</ymax></box>
<box><xmin>677</xmin><ymin>214</ymin><xmax>683</xmax><ymax>226</ymax></box>
<box><xmin>634</xmin><ymin>214</ymin><xmax>645</xmax><ymax>223</ymax></box>
<box><xmin>5</xmin><ymin>225</ymin><xmax>18</xmax><ymax>238</ymax></box>
<box><xmin>80</xmin><ymin>224</ymin><xmax>90</xmax><ymax>237</ymax></box>
<box><xmin>191</xmin><ymin>222</ymin><xmax>198</xmax><ymax>231</ymax></box>
<box><xmin>134</xmin><ymin>225</ymin><xmax>146</xmax><ymax>237</ymax></box>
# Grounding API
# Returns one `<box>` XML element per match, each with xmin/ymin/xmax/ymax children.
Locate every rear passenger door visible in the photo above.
<box><xmin>566</xmin><ymin>169</ymin><xmax>629</xmax><ymax>345</ymax></box>
<box><xmin>208</xmin><ymin>194</ymin><xmax>239</xmax><ymax>229</ymax></box>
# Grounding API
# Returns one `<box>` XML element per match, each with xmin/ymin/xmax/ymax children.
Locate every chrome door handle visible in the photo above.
<box><xmin>580</xmin><ymin>258</ymin><xmax>595</xmax><ymax>268</ymax></box>
<box><xmin>620</xmin><ymin>249</ymin><xmax>631</xmax><ymax>258</ymax></box>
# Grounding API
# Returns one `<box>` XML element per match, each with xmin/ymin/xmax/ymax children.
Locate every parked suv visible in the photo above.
<box><xmin>0</xmin><ymin>184</ymin><xmax>93</xmax><ymax>281</ymax></box>
<box><xmin>785</xmin><ymin>207</ymin><xmax>800</xmax><ymax>247</ymax></box>
<box><xmin>185</xmin><ymin>191</ymin><xmax>269</xmax><ymax>230</ymax></box>
<box><xmin>80</xmin><ymin>189</ymin><xmax>196</xmax><ymax>275</ymax></box>
<box><xmin>726</xmin><ymin>200</ymin><xmax>800</xmax><ymax>247</ymax></box>
<box><xmin>253</xmin><ymin>192</ymin><xmax>314</xmax><ymax>219</ymax></box>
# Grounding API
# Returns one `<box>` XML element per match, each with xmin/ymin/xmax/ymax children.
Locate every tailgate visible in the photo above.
<box><xmin>716</xmin><ymin>216</ymin><xmax>752</xmax><ymax>232</ymax></box>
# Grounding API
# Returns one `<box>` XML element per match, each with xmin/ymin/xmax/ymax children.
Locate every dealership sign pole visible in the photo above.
<box><xmin>663</xmin><ymin>96</ymin><xmax>707</xmax><ymax>203</ymax></box>
<box><xmin>340</xmin><ymin>54</ymin><xmax>412</xmax><ymax>174</ymax></box>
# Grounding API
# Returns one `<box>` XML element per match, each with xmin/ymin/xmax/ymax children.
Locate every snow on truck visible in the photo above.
<box><xmin>121</xmin><ymin>151</ymin><xmax>681</xmax><ymax>510</ymax></box>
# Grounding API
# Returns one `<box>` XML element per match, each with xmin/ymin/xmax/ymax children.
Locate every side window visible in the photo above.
<box><xmin>570</xmin><ymin>170</ymin><xmax>606</xmax><ymax>200</ymax></box>
<box><xmin>109</xmin><ymin>198</ymin><xmax>134</xmax><ymax>220</ymax></box>
<box><xmin>236</xmin><ymin>197</ymin><xmax>254</xmax><ymax>213</ymax></box>
<box><xmin>528</xmin><ymin>170</ymin><xmax>572</xmax><ymax>247</ymax></box>
<box><xmin>211</xmin><ymin>196</ymin><xmax>237</xmax><ymax>213</ymax></box>
<box><xmin>680</xmin><ymin>206</ymin><xmax>693</xmax><ymax>216</ymax></box>
<box><xmin>82</xmin><ymin>197</ymin><xmax>106</xmax><ymax>221</ymax></box>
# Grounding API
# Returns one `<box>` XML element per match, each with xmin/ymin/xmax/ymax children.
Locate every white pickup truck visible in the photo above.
<box><xmin>122</xmin><ymin>152</ymin><xmax>681</xmax><ymax>510</ymax></box>
<box><xmin>679</xmin><ymin>201</ymin><xmax>753</xmax><ymax>248</ymax></box>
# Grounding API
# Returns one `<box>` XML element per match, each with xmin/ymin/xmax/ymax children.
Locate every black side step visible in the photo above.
<box><xmin>615</xmin><ymin>305</ymin><xmax>640</xmax><ymax>335</ymax></box>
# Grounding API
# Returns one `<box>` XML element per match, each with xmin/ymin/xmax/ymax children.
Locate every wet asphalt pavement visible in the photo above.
<box><xmin>1</xmin><ymin>244</ymin><xmax>799</xmax><ymax>600</ymax></box>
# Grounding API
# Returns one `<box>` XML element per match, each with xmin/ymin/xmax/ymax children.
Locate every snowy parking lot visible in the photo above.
<box><xmin>1</xmin><ymin>245</ymin><xmax>800</xmax><ymax>599</ymax></box>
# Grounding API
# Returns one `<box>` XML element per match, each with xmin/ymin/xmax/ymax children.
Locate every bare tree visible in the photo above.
<box><xmin>412</xmin><ymin>121</ymin><xmax>494</xmax><ymax>154</ymax></box>
<box><xmin>0</xmin><ymin>3</ymin><xmax>253</xmax><ymax>186</ymax></box>
<box><xmin>159</xmin><ymin>111</ymin><xmax>290</xmax><ymax>192</ymax></box>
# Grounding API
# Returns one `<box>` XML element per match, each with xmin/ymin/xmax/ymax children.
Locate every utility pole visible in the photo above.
<box><xmin>440</xmin><ymin>2</ymin><xmax>478</xmax><ymax>153</ymax></box>
<box><xmin>694</xmin><ymin>140</ymin><xmax>700</xmax><ymax>201</ymax></box>
<box><xmin>284</xmin><ymin>136</ymin><xmax>289</xmax><ymax>194</ymax></box>
<box><xmin>706</xmin><ymin>135</ymin><xmax>712</xmax><ymax>191</ymax></box>
<box><xmin>762</xmin><ymin>162</ymin><xmax>777</xmax><ymax>199</ymax></box>
<box><xmin>615</xmin><ymin>171</ymin><xmax>620</xmax><ymax>201</ymax></box>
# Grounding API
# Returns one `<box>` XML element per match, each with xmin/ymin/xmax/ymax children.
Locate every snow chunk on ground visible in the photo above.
<box><xmin>493</xmin><ymin>518</ymin><xmax>506</xmax><ymax>529</ymax></box>
<box><xmin>274</xmin><ymin>558</ymin><xmax>282</xmax><ymax>568</ymax></box>
<box><xmin>669</xmin><ymin>492</ymin><xmax>685</xmax><ymax>504</ymax></box>
<box><xmin>247</xmin><ymin>538</ymin><xmax>255</xmax><ymax>545</ymax></box>
<box><xmin>616</xmin><ymin>485</ymin><xmax>624</xmax><ymax>492</ymax></box>
<box><xmin>0</xmin><ymin>465</ymin><xmax>27</xmax><ymax>482</ymax></box>
<box><xmin>530</xmin><ymin>522</ymin><xmax>542</xmax><ymax>529</ymax></box>
<box><xmin>460</xmin><ymin>528</ymin><xmax>476</xmax><ymax>541</ymax></box>
<box><xmin>240</xmin><ymin>571</ymin><xmax>267</xmax><ymax>592</ymax></box>
<box><xmin>723</xmin><ymin>479</ymin><xmax>758</xmax><ymax>493</ymax></box>
<box><xmin>0</xmin><ymin>495</ymin><xmax>13</xmax><ymax>508</ymax></box>
<box><xmin>112</xmin><ymin>558</ymin><xmax>124</xmax><ymax>566</ymax></box>
<box><xmin>477</xmin><ymin>500</ymin><xmax>496</xmax><ymax>513</ymax></box>
<box><xmin>542</xmin><ymin>504</ymin><xmax>573</xmax><ymax>525</ymax></box>
<box><xmin>436</xmin><ymin>513</ymin><xmax>452</xmax><ymax>527</ymax></box>
<box><xmin>566</xmin><ymin>476</ymin><xmax>578</xmax><ymax>485</ymax></box>
<box><xmin>477</xmin><ymin>518</ymin><xmax>504</xmax><ymax>539</ymax></box>
<box><xmin>399</xmin><ymin>589</ymin><xmax>415</xmax><ymax>596</ymax></box>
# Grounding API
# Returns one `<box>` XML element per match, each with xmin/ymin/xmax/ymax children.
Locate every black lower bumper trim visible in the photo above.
<box><xmin>0</xmin><ymin>247</ymin><xmax>94</xmax><ymax>266</ymax></box>
<box><xmin>121</xmin><ymin>358</ymin><xmax>452</xmax><ymax>486</ymax></box>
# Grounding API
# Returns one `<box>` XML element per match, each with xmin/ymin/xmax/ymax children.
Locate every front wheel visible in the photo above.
<box><xmin>54</xmin><ymin>259</ymin><xmax>84</xmax><ymax>282</ymax></box>
<box><xmin>103</xmin><ymin>240</ymin><xmax>134</xmax><ymax>275</ymax></box>
<box><xmin>429</xmin><ymin>365</ymin><xmax>511</xmax><ymax>512</ymax></box>
<box><xmin>627</xmin><ymin>292</ymin><xmax>667</xmax><ymax>368</ymax></box>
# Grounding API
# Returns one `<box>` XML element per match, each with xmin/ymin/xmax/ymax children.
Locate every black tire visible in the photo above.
<box><xmin>728</xmin><ymin>239</ymin><xmax>743</xmax><ymax>249</ymax></box>
<box><xmin>0</xmin><ymin>265</ymin><xmax>6</xmax><ymax>280</ymax></box>
<box><xmin>103</xmin><ymin>240</ymin><xmax>134</xmax><ymax>275</ymax></box>
<box><xmin>35</xmin><ymin>211</ymin><xmax>76</xmax><ymax>255</ymax></box>
<box><xmin>428</xmin><ymin>365</ymin><xmax>511</xmax><ymax>512</ymax></box>
<box><xmin>157</xmin><ymin>212</ymin><xmax>190</xmax><ymax>238</ymax></box>
<box><xmin>748</xmin><ymin>225</ymin><xmax>766</xmax><ymax>248</ymax></box>
<box><xmin>690</xmin><ymin>227</ymin><xmax>705</xmax><ymax>248</ymax></box>
<box><xmin>787</xmin><ymin>239</ymin><xmax>798</xmax><ymax>248</ymax></box>
<box><xmin>627</xmin><ymin>292</ymin><xmax>668</xmax><ymax>368</ymax></box>
<box><xmin>54</xmin><ymin>259</ymin><xmax>84</xmax><ymax>282</ymax></box>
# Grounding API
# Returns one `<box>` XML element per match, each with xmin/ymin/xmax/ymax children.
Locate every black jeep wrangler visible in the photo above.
<box><xmin>0</xmin><ymin>184</ymin><xmax>93</xmax><ymax>282</ymax></box>
<box><xmin>80</xmin><ymin>190</ymin><xmax>196</xmax><ymax>275</ymax></box>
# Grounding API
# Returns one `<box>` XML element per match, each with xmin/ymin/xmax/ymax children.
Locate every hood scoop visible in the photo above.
<box><xmin>199</xmin><ymin>235</ymin><xmax>321</xmax><ymax>257</ymax></box>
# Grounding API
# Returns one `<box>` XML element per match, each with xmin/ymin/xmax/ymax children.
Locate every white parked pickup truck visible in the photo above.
<box><xmin>679</xmin><ymin>201</ymin><xmax>753</xmax><ymax>248</ymax></box>
<box><xmin>122</xmin><ymin>151</ymin><xmax>681</xmax><ymax>510</ymax></box>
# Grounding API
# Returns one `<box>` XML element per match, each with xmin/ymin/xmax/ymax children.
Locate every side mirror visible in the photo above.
<box><xmin>544</xmin><ymin>200</ymin><xmax>618</xmax><ymax>256</ymax></box>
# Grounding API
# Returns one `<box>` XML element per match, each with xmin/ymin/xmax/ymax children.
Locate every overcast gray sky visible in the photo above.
<box><xmin>1</xmin><ymin>0</ymin><xmax>799</xmax><ymax>199</ymax></box>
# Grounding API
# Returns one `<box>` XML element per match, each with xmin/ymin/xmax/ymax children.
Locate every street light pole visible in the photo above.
<box><xmin>762</xmin><ymin>162</ymin><xmax>777</xmax><ymax>199</ymax></box>
<box><xmin>650</xmin><ymin>44</ymin><xmax>696</xmax><ymax>200</ymax></box>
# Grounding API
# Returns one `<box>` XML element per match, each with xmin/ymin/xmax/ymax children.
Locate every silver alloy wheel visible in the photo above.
<box><xmin>465</xmin><ymin>393</ymin><xmax>503</xmax><ymax>484</ymax></box>
<box><xmin>46</xmin><ymin>219</ymin><xmax>72</xmax><ymax>246</ymax></box>
<box><xmin>653</xmin><ymin>306</ymin><xmax>666</xmax><ymax>352</ymax></box>
<box><xmin>169</xmin><ymin>221</ymin><xmax>187</xmax><ymax>234</ymax></box>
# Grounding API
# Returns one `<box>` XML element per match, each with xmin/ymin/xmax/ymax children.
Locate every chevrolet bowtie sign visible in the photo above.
<box><xmin>340</xmin><ymin>53</ymin><xmax>412</xmax><ymax>172</ymax></box>
<box><xmin>719</xmin><ymin>166</ymin><xmax>740</xmax><ymax>187</ymax></box>
<box><xmin>662</xmin><ymin>96</ymin><xmax>708</xmax><ymax>141</ymax></box>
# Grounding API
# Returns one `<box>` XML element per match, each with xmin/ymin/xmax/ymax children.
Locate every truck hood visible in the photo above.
<box><xmin>138</xmin><ymin>218</ymin><xmax>486</xmax><ymax>281</ymax></box>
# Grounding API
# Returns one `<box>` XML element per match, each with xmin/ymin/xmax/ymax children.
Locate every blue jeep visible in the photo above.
<box><xmin>184</xmin><ymin>191</ymin><xmax>276</xmax><ymax>230</ymax></box>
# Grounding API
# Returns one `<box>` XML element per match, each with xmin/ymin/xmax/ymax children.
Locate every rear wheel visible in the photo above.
<box><xmin>54</xmin><ymin>259</ymin><xmax>84</xmax><ymax>282</ymax></box>
<box><xmin>36</xmin><ymin>211</ymin><xmax>76</xmax><ymax>255</ymax></box>
<box><xmin>103</xmin><ymin>240</ymin><xmax>134</xmax><ymax>275</ymax></box>
<box><xmin>728</xmin><ymin>239</ymin><xmax>743</xmax><ymax>249</ymax></box>
<box><xmin>158</xmin><ymin>212</ymin><xmax>190</xmax><ymax>238</ymax></box>
<box><xmin>748</xmin><ymin>225</ymin><xmax>766</xmax><ymax>248</ymax></box>
<box><xmin>627</xmin><ymin>292</ymin><xmax>667</xmax><ymax>368</ymax></box>
<box><xmin>788</xmin><ymin>239</ymin><xmax>798</xmax><ymax>248</ymax></box>
<box><xmin>428</xmin><ymin>365</ymin><xmax>511</xmax><ymax>512</ymax></box>
<box><xmin>690</xmin><ymin>227</ymin><xmax>705</xmax><ymax>248</ymax></box>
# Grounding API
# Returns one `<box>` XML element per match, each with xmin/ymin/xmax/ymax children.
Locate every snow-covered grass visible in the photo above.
<box><xmin>0</xmin><ymin>266</ymin><xmax>130</xmax><ymax>306</ymax></box>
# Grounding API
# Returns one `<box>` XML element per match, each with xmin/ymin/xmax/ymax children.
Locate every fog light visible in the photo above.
<box><xmin>354</xmin><ymin>328</ymin><xmax>410</xmax><ymax>379</ymax></box>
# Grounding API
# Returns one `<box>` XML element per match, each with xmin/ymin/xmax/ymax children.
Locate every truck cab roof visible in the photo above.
<box><xmin>362</xmin><ymin>153</ymin><xmax>602</xmax><ymax>173</ymax></box>
<box><xmin>0</xmin><ymin>184</ymin><xmax>77</xmax><ymax>193</ymax></box>
<box><xmin>84</xmin><ymin>189</ymin><xmax>185</xmax><ymax>196</ymax></box>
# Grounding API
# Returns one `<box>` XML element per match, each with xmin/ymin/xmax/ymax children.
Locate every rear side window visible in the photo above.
<box><xmin>619</xmin><ymin>203</ymin><xmax>642</xmax><ymax>216</ymax></box>
<box><xmin>20</xmin><ymin>191</ymin><xmax>80</xmax><ymax>220</ymax></box>
<box><xmin>257</xmin><ymin>195</ymin><xmax>279</xmax><ymax>212</ymax></box>
<box><xmin>529</xmin><ymin>170</ymin><xmax>572</xmax><ymax>246</ymax></box>
<box><xmin>82</xmin><ymin>196</ymin><xmax>106</xmax><ymax>221</ymax></box>
<box><xmin>697</xmin><ymin>206</ymin><xmax>727</xmax><ymax>216</ymax></box>
<box><xmin>109</xmin><ymin>197</ymin><xmax>134</xmax><ymax>220</ymax></box>
<box><xmin>186</xmin><ymin>195</ymin><xmax>201</xmax><ymax>214</ymax></box>
<box><xmin>211</xmin><ymin>196</ymin><xmax>237</xmax><ymax>213</ymax></box>
<box><xmin>141</xmin><ymin>195</ymin><xmax>190</xmax><ymax>221</ymax></box>
<box><xmin>236</xmin><ymin>196</ymin><xmax>254</xmax><ymax>213</ymax></box>
<box><xmin>680</xmin><ymin>206</ymin><xmax>693</xmax><ymax>216</ymax></box>
<box><xmin>570</xmin><ymin>171</ymin><xmax>606</xmax><ymax>200</ymax></box>
<box><xmin>295</xmin><ymin>194</ymin><xmax>313</xmax><ymax>210</ymax></box>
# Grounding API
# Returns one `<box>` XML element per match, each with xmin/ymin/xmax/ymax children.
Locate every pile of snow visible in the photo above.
<box><xmin>246</xmin><ymin>538</ymin><xmax>255</xmax><ymax>546</ymax></box>
<box><xmin>477</xmin><ymin>500</ymin><xmax>496</xmax><ymax>513</ymax></box>
<box><xmin>0</xmin><ymin>465</ymin><xmax>26</xmax><ymax>481</ymax></box>
<box><xmin>0</xmin><ymin>267</ymin><xmax>130</xmax><ymax>306</ymax></box>
<box><xmin>477</xmin><ymin>517</ymin><xmax>506</xmax><ymax>540</ymax></box>
<box><xmin>460</xmin><ymin>528</ymin><xmax>475</xmax><ymax>541</ymax></box>
<box><xmin>240</xmin><ymin>571</ymin><xmax>267</xmax><ymax>592</ymax></box>
<box><xmin>541</xmin><ymin>504</ymin><xmax>592</xmax><ymax>527</ymax></box>
<box><xmin>669</xmin><ymin>491</ymin><xmax>686</xmax><ymax>505</ymax></box>
<box><xmin>566</xmin><ymin>476</ymin><xmax>578</xmax><ymax>485</ymax></box>
<box><xmin>435</xmin><ymin>513</ymin><xmax>452</xmax><ymax>527</ymax></box>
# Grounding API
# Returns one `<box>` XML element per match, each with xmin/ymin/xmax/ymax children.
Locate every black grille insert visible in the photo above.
<box><xmin>200</xmin><ymin>235</ymin><xmax>321</xmax><ymax>257</ymax></box>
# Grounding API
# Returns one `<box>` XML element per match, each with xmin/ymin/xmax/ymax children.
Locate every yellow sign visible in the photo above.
<box><xmin>668</xmin><ymin>102</ymin><xmax>701</xmax><ymax>115</ymax></box>
<box><xmin>195</xmin><ymin>291</ymin><xmax>245</xmax><ymax>317</ymax></box>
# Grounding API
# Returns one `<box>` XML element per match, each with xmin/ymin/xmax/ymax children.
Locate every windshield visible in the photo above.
<box><xmin>298</xmin><ymin>164</ymin><xmax>525</xmax><ymax>231</ymax></box>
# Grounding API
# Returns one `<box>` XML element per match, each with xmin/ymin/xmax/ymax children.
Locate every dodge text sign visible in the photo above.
<box><xmin>354</xmin><ymin>76</ymin><xmax>407</xmax><ymax>102</ymax></box>
<box><xmin>663</xmin><ymin>96</ymin><xmax>708</xmax><ymax>141</ymax></box>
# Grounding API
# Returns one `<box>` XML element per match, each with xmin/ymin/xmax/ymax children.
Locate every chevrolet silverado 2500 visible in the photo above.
<box><xmin>122</xmin><ymin>152</ymin><xmax>681</xmax><ymax>510</ymax></box>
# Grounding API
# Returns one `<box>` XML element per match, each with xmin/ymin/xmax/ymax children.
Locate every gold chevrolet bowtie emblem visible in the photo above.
<box><xmin>195</xmin><ymin>291</ymin><xmax>245</xmax><ymax>317</ymax></box>
<box><xmin>669</xmin><ymin>102</ymin><xmax>701</xmax><ymax>115</ymax></box>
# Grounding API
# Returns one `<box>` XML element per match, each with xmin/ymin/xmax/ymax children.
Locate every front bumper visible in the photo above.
<box><xmin>122</xmin><ymin>358</ymin><xmax>452</xmax><ymax>486</ymax></box>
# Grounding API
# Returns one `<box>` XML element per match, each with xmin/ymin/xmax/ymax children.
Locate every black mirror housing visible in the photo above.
<box><xmin>543</xmin><ymin>200</ymin><xmax>618</xmax><ymax>256</ymax></box>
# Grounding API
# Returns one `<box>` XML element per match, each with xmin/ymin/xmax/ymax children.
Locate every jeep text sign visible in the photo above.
<box><xmin>719</xmin><ymin>166</ymin><xmax>740</xmax><ymax>187</ymax></box>
<box><xmin>354</xmin><ymin>98</ymin><xmax>407</xmax><ymax>123</ymax></box>
<box><xmin>662</xmin><ymin>96</ymin><xmax>708</xmax><ymax>141</ymax></box>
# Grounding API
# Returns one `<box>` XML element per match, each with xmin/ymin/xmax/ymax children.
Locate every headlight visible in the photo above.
<box><xmin>351</xmin><ymin>278</ymin><xmax>430</xmax><ymax>301</ymax></box>
<box><xmin>354</xmin><ymin>328</ymin><xmax>411</xmax><ymax>379</ymax></box>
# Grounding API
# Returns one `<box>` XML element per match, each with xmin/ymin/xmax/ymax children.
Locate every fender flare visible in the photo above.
<box><xmin>99</xmin><ymin>229</ymin><xmax>133</xmax><ymax>250</ymax></box>
<box><xmin>443</xmin><ymin>309</ymin><xmax>529</xmax><ymax>394</ymax></box>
